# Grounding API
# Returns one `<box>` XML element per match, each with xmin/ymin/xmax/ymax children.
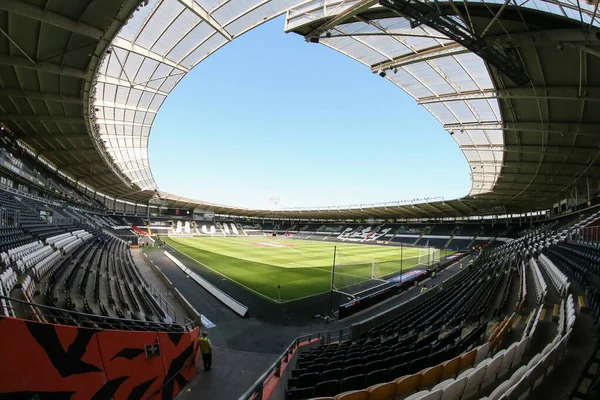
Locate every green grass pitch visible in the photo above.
<box><xmin>163</xmin><ymin>236</ymin><xmax>448</xmax><ymax>302</ymax></box>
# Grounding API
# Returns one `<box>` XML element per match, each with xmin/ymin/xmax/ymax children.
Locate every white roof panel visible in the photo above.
<box><xmin>90</xmin><ymin>0</ymin><xmax>591</xmax><ymax>194</ymax></box>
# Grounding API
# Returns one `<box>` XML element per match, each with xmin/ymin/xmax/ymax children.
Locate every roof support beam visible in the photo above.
<box><xmin>177</xmin><ymin>0</ymin><xmax>232</xmax><ymax>41</ymax></box>
<box><xmin>0</xmin><ymin>89</ymin><xmax>83</xmax><ymax>104</ymax></box>
<box><xmin>419</xmin><ymin>87</ymin><xmax>600</xmax><ymax>104</ymax></box>
<box><xmin>40</xmin><ymin>148</ymin><xmax>97</xmax><ymax>156</ymax></box>
<box><xmin>2</xmin><ymin>114</ymin><xmax>83</xmax><ymax>123</ymax></box>
<box><xmin>0</xmin><ymin>0</ymin><xmax>103</xmax><ymax>40</ymax></box>
<box><xmin>372</xmin><ymin>42</ymin><xmax>467</xmax><ymax>72</ymax></box>
<box><xmin>95</xmin><ymin>75</ymin><xmax>169</xmax><ymax>96</ymax></box>
<box><xmin>493</xmin><ymin>28</ymin><xmax>600</xmax><ymax>49</ymax></box>
<box><xmin>303</xmin><ymin>0</ymin><xmax>378</xmax><ymax>40</ymax></box>
<box><xmin>60</xmin><ymin>161</ymin><xmax>107</xmax><ymax>171</ymax></box>
<box><xmin>0</xmin><ymin>54</ymin><xmax>86</xmax><ymax>78</ymax></box>
<box><xmin>34</xmin><ymin>135</ymin><xmax>90</xmax><ymax>141</ymax></box>
<box><xmin>110</xmin><ymin>37</ymin><xmax>189</xmax><ymax>73</ymax></box>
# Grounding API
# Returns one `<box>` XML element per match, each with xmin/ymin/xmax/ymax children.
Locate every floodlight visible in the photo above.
<box><xmin>393</xmin><ymin>68</ymin><xmax>398</xmax><ymax>74</ymax></box>
<box><xmin>379</xmin><ymin>70</ymin><xmax>386</xmax><ymax>77</ymax></box>
<box><xmin>308</xmin><ymin>36</ymin><xmax>320</xmax><ymax>43</ymax></box>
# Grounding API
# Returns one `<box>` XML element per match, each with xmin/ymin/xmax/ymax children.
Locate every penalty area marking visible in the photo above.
<box><xmin>166</xmin><ymin>246</ymin><xmax>279</xmax><ymax>304</ymax></box>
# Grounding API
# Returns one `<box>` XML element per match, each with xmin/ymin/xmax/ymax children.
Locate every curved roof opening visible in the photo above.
<box><xmin>148</xmin><ymin>16</ymin><xmax>471</xmax><ymax>209</ymax></box>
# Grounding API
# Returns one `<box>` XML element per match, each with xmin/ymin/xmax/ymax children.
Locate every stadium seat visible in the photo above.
<box><xmin>441</xmin><ymin>357</ymin><xmax>461</xmax><ymax>380</ymax></box>
<box><xmin>513</xmin><ymin>337</ymin><xmax>529</xmax><ymax>366</ymax></box>
<box><xmin>322</xmin><ymin>369</ymin><xmax>344</xmax><ymax>381</ymax></box>
<box><xmin>498</xmin><ymin>342</ymin><xmax>518</xmax><ymax>378</ymax></box>
<box><xmin>481</xmin><ymin>351</ymin><xmax>504</xmax><ymax>389</ymax></box>
<box><xmin>299</xmin><ymin>372</ymin><xmax>321</xmax><ymax>388</ymax></box>
<box><xmin>367</xmin><ymin>382</ymin><xmax>396</xmax><ymax>400</ymax></box>
<box><xmin>419</xmin><ymin>365</ymin><xmax>443</xmax><ymax>389</ymax></box>
<box><xmin>390</xmin><ymin>362</ymin><xmax>410</xmax><ymax>380</ymax></box>
<box><xmin>328</xmin><ymin>361</ymin><xmax>345</xmax><ymax>370</ymax></box>
<box><xmin>287</xmin><ymin>386</ymin><xmax>314</xmax><ymax>400</ymax></box>
<box><xmin>334</xmin><ymin>389</ymin><xmax>369</xmax><ymax>400</ymax></box>
<box><xmin>345</xmin><ymin>365</ymin><xmax>365</xmax><ymax>376</ymax></box>
<box><xmin>394</xmin><ymin>375</ymin><xmax>422</xmax><ymax>397</ymax></box>
<box><xmin>458</xmin><ymin>348</ymin><xmax>477</xmax><ymax>371</ymax></box>
<box><xmin>366</xmin><ymin>360</ymin><xmax>386</xmax><ymax>372</ymax></box>
<box><xmin>341</xmin><ymin>375</ymin><xmax>366</xmax><ymax>392</ymax></box>
<box><xmin>485</xmin><ymin>380</ymin><xmax>512</xmax><ymax>400</ymax></box>
<box><xmin>366</xmin><ymin>369</ymin><xmax>389</xmax><ymax>386</ymax></box>
<box><xmin>314</xmin><ymin>380</ymin><xmax>340</xmax><ymax>397</ymax></box>
<box><xmin>460</xmin><ymin>361</ymin><xmax>488</xmax><ymax>398</ymax></box>
<box><xmin>474</xmin><ymin>343</ymin><xmax>490</xmax><ymax>366</ymax></box>
<box><xmin>439</xmin><ymin>377</ymin><xmax>467</xmax><ymax>400</ymax></box>
<box><xmin>404</xmin><ymin>390</ymin><xmax>431</xmax><ymax>400</ymax></box>
<box><xmin>431</xmin><ymin>379</ymin><xmax>453</xmax><ymax>391</ymax></box>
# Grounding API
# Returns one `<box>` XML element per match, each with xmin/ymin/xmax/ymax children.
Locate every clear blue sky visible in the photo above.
<box><xmin>149</xmin><ymin>16</ymin><xmax>470</xmax><ymax>210</ymax></box>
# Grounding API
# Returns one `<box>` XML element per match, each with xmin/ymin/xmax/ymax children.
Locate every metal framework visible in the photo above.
<box><xmin>2</xmin><ymin>0</ymin><xmax>600</xmax><ymax>218</ymax></box>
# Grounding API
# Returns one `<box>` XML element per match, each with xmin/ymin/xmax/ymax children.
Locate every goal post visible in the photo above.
<box><xmin>331</xmin><ymin>248</ymin><xmax>388</xmax><ymax>299</ymax></box>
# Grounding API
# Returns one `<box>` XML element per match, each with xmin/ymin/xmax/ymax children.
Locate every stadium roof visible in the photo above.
<box><xmin>1</xmin><ymin>0</ymin><xmax>599</xmax><ymax>218</ymax></box>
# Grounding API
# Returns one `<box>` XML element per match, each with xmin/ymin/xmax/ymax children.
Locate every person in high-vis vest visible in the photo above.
<box><xmin>198</xmin><ymin>331</ymin><xmax>212</xmax><ymax>371</ymax></box>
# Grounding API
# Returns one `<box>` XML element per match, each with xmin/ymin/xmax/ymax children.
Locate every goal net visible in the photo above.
<box><xmin>331</xmin><ymin>250</ymin><xmax>389</xmax><ymax>299</ymax></box>
<box><xmin>330</xmin><ymin>245</ymin><xmax>442</xmax><ymax>299</ymax></box>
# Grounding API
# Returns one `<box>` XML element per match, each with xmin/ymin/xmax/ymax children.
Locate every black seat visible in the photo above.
<box><xmin>322</xmin><ymin>368</ymin><xmax>343</xmax><ymax>381</ymax></box>
<box><xmin>313</xmin><ymin>380</ymin><xmax>340</xmax><ymax>397</ymax></box>
<box><xmin>345</xmin><ymin>357</ymin><xmax>362</xmax><ymax>367</ymax></box>
<box><xmin>390</xmin><ymin>362</ymin><xmax>409</xmax><ymax>380</ymax></box>
<box><xmin>307</xmin><ymin>363</ymin><xmax>326</xmax><ymax>373</ymax></box>
<box><xmin>286</xmin><ymin>386</ymin><xmax>313</xmax><ymax>400</ymax></box>
<box><xmin>344</xmin><ymin>364</ymin><xmax>364</xmax><ymax>376</ymax></box>
<box><xmin>365</xmin><ymin>360</ymin><xmax>386</xmax><ymax>372</ymax></box>
<box><xmin>366</xmin><ymin>369</ymin><xmax>389</xmax><ymax>386</ymax></box>
<box><xmin>379</xmin><ymin>350</ymin><xmax>394</xmax><ymax>359</ymax></box>
<box><xmin>385</xmin><ymin>354</ymin><xmax>403</xmax><ymax>368</ymax></box>
<box><xmin>298</xmin><ymin>372</ymin><xmax>320</xmax><ymax>388</ymax></box>
<box><xmin>325</xmin><ymin>360</ymin><xmax>344</xmax><ymax>370</ymax></box>
<box><xmin>340</xmin><ymin>374</ymin><xmax>366</xmax><ymax>392</ymax></box>
<box><xmin>411</xmin><ymin>356</ymin><xmax>428</xmax><ymax>373</ymax></box>
<box><xmin>363</xmin><ymin>354</ymin><xmax>380</xmax><ymax>364</ymax></box>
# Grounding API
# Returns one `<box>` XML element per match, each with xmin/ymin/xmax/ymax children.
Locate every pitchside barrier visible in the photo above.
<box><xmin>163</xmin><ymin>251</ymin><xmax>249</xmax><ymax>318</ymax></box>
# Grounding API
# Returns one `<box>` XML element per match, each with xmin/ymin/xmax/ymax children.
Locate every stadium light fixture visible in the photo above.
<box><xmin>379</xmin><ymin>70</ymin><xmax>386</xmax><ymax>77</ymax></box>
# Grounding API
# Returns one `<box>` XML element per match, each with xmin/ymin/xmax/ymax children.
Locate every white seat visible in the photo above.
<box><xmin>439</xmin><ymin>376</ymin><xmax>467</xmax><ymax>400</ymax></box>
<box><xmin>432</xmin><ymin>379</ymin><xmax>454</xmax><ymax>391</ymax></box>
<box><xmin>488</xmin><ymin>380</ymin><xmax>513</xmax><ymax>400</ymax></box>
<box><xmin>527</xmin><ymin>353</ymin><xmax>542</xmax><ymax>369</ymax></box>
<box><xmin>514</xmin><ymin>337</ymin><xmax>529</xmax><ymax>366</ymax></box>
<box><xmin>475</xmin><ymin>342</ymin><xmax>491</xmax><ymax>366</ymax></box>
<box><xmin>405</xmin><ymin>390</ymin><xmax>431</xmax><ymax>400</ymax></box>
<box><xmin>498</xmin><ymin>342</ymin><xmax>518</xmax><ymax>378</ymax></box>
<box><xmin>541</xmin><ymin>342</ymin><xmax>553</xmax><ymax>357</ymax></box>
<box><xmin>462</xmin><ymin>362</ymin><xmax>488</xmax><ymax>398</ymax></box>
<box><xmin>482</xmin><ymin>354</ymin><xmax>504</xmax><ymax>388</ymax></box>
<box><xmin>417</xmin><ymin>389</ymin><xmax>443</xmax><ymax>400</ymax></box>
<box><xmin>509</xmin><ymin>365</ymin><xmax>528</xmax><ymax>386</ymax></box>
<box><xmin>457</xmin><ymin>367</ymin><xmax>474</xmax><ymax>380</ymax></box>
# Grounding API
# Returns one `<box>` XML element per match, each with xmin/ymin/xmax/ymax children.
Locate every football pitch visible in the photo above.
<box><xmin>163</xmin><ymin>236</ymin><xmax>449</xmax><ymax>302</ymax></box>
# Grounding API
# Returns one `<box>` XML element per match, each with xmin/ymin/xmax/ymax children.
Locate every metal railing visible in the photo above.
<box><xmin>239</xmin><ymin>327</ymin><xmax>350</xmax><ymax>400</ymax></box>
<box><xmin>0</xmin><ymin>294</ymin><xmax>194</xmax><ymax>332</ymax></box>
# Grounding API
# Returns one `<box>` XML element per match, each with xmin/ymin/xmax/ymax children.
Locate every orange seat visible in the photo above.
<box><xmin>459</xmin><ymin>348</ymin><xmax>477</xmax><ymax>371</ymax></box>
<box><xmin>394</xmin><ymin>374</ymin><xmax>422</xmax><ymax>397</ymax></box>
<box><xmin>442</xmin><ymin>356</ymin><xmax>461</xmax><ymax>379</ymax></box>
<box><xmin>419</xmin><ymin>365</ymin><xmax>443</xmax><ymax>389</ymax></box>
<box><xmin>334</xmin><ymin>390</ymin><xmax>369</xmax><ymax>400</ymax></box>
<box><xmin>367</xmin><ymin>382</ymin><xmax>396</xmax><ymax>400</ymax></box>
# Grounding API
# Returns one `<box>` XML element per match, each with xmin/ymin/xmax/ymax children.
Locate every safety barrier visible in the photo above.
<box><xmin>164</xmin><ymin>251</ymin><xmax>249</xmax><ymax>317</ymax></box>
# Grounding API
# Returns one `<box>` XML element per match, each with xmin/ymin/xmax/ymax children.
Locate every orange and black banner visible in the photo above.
<box><xmin>0</xmin><ymin>316</ymin><xmax>200</xmax><ymax>399</ymax></box>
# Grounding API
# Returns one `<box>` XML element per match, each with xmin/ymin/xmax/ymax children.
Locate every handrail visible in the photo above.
<box><xmin>0</xmin><ymin>295</ymin><xmax>195</xmax><ymax>331</ymax></box>
<box><xmin>239</xmin><ymin>328</ymin><xmax>349</xmax><ymax>400</ymax></box>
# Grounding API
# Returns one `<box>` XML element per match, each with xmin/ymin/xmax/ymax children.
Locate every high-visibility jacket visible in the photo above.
<box><xmin>198</xmin><ymin>337</ymin><xmax>212</xmax><ymax>354</ymax></box>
